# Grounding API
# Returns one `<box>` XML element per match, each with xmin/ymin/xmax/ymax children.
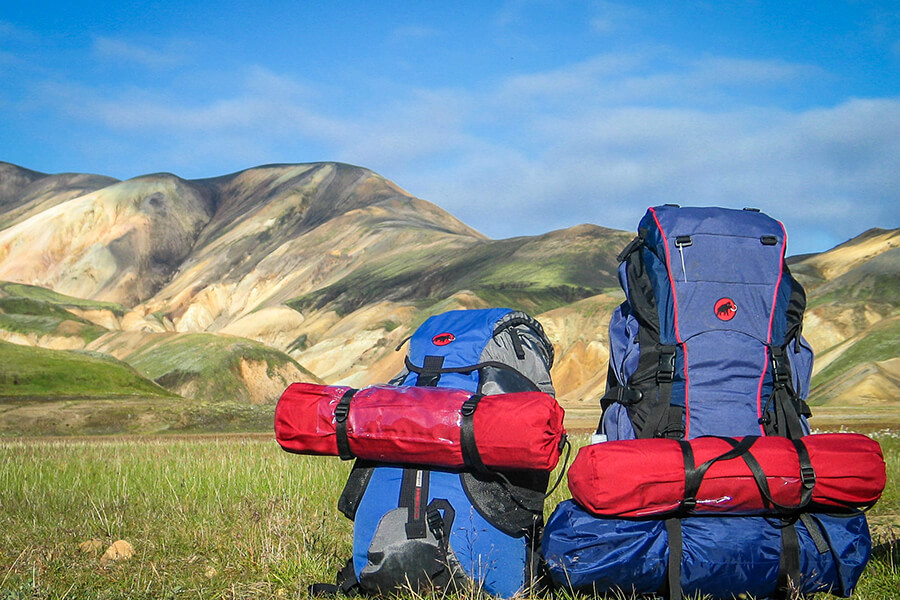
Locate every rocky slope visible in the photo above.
<box><xmin>0</xmin><ymin>160</ymin><xmax>896</xmax><ymax>433</ymax></box>
<box><xmin>790</xmin><ymin>228</ymin><xmax>900</xmax><ymax>408</ymax></box>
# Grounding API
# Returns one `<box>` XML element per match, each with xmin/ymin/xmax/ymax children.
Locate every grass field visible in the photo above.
<box><xmin>0</xmin><ymin>434</ymin><xmax>897</xmax><ymax>600</ymax></box>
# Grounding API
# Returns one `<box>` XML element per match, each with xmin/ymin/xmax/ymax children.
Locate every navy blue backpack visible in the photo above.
<box><xmin>600</xmin><ymin>204</ymin><xmax>815</xmax><ymax>441</ymax></box>
<box><xmin>329</xmin><ymin>308</ymin><xmax>558</xmax><ymax>597</ymax></box>
<box><xmin>543</xmin><ymin>206</ymin><xmax>872</xmax><ymax>599</ymax></box>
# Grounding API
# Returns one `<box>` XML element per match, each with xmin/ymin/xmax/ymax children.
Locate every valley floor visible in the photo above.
<box><xmin>0</xmin><ymin>434</ymin><xmax>897</xmax><ymax>599</ymax></box>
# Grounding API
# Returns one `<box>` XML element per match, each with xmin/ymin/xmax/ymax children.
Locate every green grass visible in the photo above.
<box><xmin>0</xmin><ymin>436</ymin><xmax>350</xmax><ymax>599</ymax></box>
<box><xmin>0</xmin><ymin>433</ymin><xmax>896</xmax><ymax>599</ymax></box>
<box><xmin>286</xmin><ymin>230</ymin><xmax>625</xmax><ymax>318</ymax></box>
<box><xmin>125</xmin><ymin>333</ymin><xmax>317</xmax><ymax>404</ymax></box>
<box><xmin>0</xmin><ymin>298</ymin><xmax>108</xmax><ymax>343</ymax></box>
<box><xmin>0</xmin><ymin>281</ymin><xmax>126</xmax><ymax>316</ymax></box>
<box><xmin>0</xmin><ymin>340</ymin><xmax>174</xmax><ymax>400</ymax></box>
<box><xmin>0</xmin><ymin>283</ymin><xmax>117</xmax><ymax>344</ymax></box>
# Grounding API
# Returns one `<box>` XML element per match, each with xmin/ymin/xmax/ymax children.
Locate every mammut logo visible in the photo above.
<box><xmin>715</xmin><ymin>298</ymin><xmax>738</xmax><ymax>321</ymax></box>
<box><xmin>432</xmin><ymin>332</ymin><xmax>455</xmax><ymax>346</ymax></box>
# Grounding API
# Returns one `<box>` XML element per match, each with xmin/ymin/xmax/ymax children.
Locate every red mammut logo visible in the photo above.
<box><xmin>714</xmin><ymin>298</ymin><xmax>738</xmax><ymax>321</ymax></box>
<box><xmin>432</xmin><ymin>332</ymin><xmax>455</xmax><ymax>346</ymax></box>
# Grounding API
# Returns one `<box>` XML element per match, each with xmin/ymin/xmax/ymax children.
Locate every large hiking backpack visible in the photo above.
<box><xmin>601</xmin><ymin>204</ymin><xmax>815</xmax><ymax>441</ymax></box>
<box><xmin>333</xmin><ymin>308</ymin><xmax>559</xmax><ymax>597</ymax></box>
<box><xmin>542</xmin><ymin>206</ymin><xmax>876</xmax><ymax>600</ymax></box>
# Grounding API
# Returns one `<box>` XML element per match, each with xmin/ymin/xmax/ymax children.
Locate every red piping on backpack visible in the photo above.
<box><xmin>648</xmin><ymin>207</ymin><xmax>691</xmax><ymax>438</ymax></box>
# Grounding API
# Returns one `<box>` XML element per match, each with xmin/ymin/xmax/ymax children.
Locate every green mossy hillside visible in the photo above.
<box><xmin>0</xmin><ymin>340</ymin><xmax>175</xmax><ymax>399</ymax></box>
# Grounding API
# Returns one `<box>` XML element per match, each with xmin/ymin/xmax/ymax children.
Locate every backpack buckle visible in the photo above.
<box><xmin>770</xmin><ymin>358</ymin><xmax>790</xmax><ymax>385</ymax></box>
<box><xmin>460</xmin><ymin>395</ymin><xmax>482</xmax><ymax>417</ymax></box>
<box><xmin>657</xmin><ymin>348</ymin><xmax>677</xmax><ymax>383</ymax></box>
<box><xmin>800</xmin><ymin>465</ymin><xmax>816</xmax><ymax>490</ymax></box>
<box><xmin>426</xmin><ymin>508</ymin><xmax>444</xmax><ymax>539</ymax></box>
<box><xmin>769</xmin><ymin>347</ymin><xmax>790</xmax><ymax>385</ymax></box>
<box><xmin>334</xmin><ymin>401</ymin><xmax>350</xmax><ymax>423</ymax></box>
<box><xmin>618</xmin><ymin>387</ymin><xmax>643</xmax><ymax>405</ymax></box>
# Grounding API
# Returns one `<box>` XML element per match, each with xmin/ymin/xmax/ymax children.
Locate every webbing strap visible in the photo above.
<box><xmin>649</xmin><ymin>345</ymin><xmax>678</xmax><ymax>439</ymax></box>
<box><xmin>425</xmin><ymin>498</ymin><xmax>455</xmax><ymax>552</ymax></box>
<box><xmin>800</xmin><ymin>513</ymin><xmax>831</xmax><ymax>555</ymax></box>
<box><xmin>309</xmin><ymin>558</ymin><xmax>359</xmax><ymax>596</ymax></box>
<box><xmin>334</xmin><ymin>388</ymin><xmax>357</xmax><ymax>461</ymax></box>
<box><xmin>680</xmin><ymin>437</ymin><xmax>757</xmax><ymax>512</ymax></box>
<box><xmin>399</xmin><ymin>469</ymin><xmax>430</xmax><ymax>539</ymax></box>
<box><xmin>679</xmin><ymin>436</ymin><xmax>816</xmax><ymax>514</ymax></box>
<box><xmin>508</xmin><ymin>328</ymin><xmax>526</xmax><ymax>360</ymax></box>
<box><xmin>459</xmin><ymin>395</ymin><xmax>487</xmax><ymax>472</ymax></box>
<box><xmin>416</xmin><ymin>355</ymin><xmax>445</xmax><ymax>387</ymax></box>
<box><xmin>665</xmin><ymin>518</ymin><xmax>683</xmax><ymax>600</ymax></box>
<box><xmin>775</xmin><ymin>518</ymin><xmax>801</xmax><ymax>599</ymax></box>
<box><xmin>763</xmin><ymin>345</ymin><xmax>808</xmax><ymax>439</ymax></box>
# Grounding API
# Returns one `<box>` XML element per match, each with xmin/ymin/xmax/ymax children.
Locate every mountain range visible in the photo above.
<box><xmin>0</xmin><ymin>160</ymin><xmax>896</xmax><ymax>435</ymax></box>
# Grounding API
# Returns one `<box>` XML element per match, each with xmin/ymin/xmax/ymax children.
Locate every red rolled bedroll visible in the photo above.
<box><xmin>567</xmin><ymin>433</ymin><xmax>885</xmax><ymax>517</ymax></box>
<box><xmin>275</xmin><ymin>382</ymin><xmax>567</xmax><ymax>471</ymax></box>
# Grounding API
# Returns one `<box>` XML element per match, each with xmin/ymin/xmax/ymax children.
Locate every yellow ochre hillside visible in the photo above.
<box><xmin>0</xmin><ymin>161</ymin><xmax>896</xmax><ymax>434</ymax></box>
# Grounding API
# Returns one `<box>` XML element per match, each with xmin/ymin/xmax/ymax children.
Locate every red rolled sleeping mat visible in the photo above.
<box><xmin>568</xmin><ymin>433</ymin><xmax>886</xmax><ymax>517</ymax></box>
<box><xmin>274</xmin><ymin>382</ymin><xmax>567</xmax><ymax>471</ymax></box>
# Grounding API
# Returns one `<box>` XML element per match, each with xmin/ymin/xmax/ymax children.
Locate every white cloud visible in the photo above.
<box><xmin>91</xmin><ymin>36</ymin><xmax>190</xmax><ymax>69</ymax></box>
<box><xmin>23</xmin><ymin>50</ymin><xmax>899</xmax><ymax>255</ymax></box>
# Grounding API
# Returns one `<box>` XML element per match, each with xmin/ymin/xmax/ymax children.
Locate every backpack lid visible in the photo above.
<box><xmin>408</xmin><ymin>308</ymin><xmax>514</xmax><ymax>371</ymax></box>
<box><xmin>401</xmin><ymin>308</ymin><xmax>555</xmax><ymax>396</ymax></box>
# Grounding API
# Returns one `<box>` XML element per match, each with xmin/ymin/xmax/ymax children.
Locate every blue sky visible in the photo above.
<box><xmin>1</xmin><ymin>1</ymin><xmax>898</xmax><ymax>255</ymax></box>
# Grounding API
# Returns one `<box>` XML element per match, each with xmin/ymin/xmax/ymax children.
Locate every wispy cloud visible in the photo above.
<box><xmin>588</xmin><ymin>1</ymin><xmax>644</xmax><ymax>36</ymax></box>
<box><xmin>17</xmin><ymin>43</ymin><xmax>899</xmax><ymax>254</ymax></box>
<box><xmin>91</xmin><ymin>36</ymin><xmax>190</xmax><ymax>69</ymax></box>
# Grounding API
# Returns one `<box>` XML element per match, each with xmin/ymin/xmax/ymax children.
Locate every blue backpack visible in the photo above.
<box><xmin>543</xmin><ymin>500</ymin><xmax>871</xmax><ymax>598</ymax></box>
<box><xmin>328</xmin><ymin>308</ymin><xmax>558</xmax><ymax>597</ymax></box>
<box><xmin>600</xmin><ymin>204</ymin><xmax>815</xmax><ymax>441</ymax></box>
<box><xmin>543</xmin><ymin>206</ymin><xmax>872</xmax><ymax>599</ymax></box>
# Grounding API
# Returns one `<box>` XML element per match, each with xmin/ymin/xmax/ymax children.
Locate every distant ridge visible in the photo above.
<box><xmin>0</xmin><ymin>160</ymin><xmax>897</xmax><ymax>434</ymax></box>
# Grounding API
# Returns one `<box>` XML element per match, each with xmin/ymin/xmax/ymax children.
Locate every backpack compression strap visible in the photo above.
<box><xmin>678</xmin><ymin>437</ymin><xmax>816</xmax><ymax>514</ymax></box>
<box><xmin>760</xmin><ymin>346</ymin><xmax>811</xmax><ymax>439</ymax></box>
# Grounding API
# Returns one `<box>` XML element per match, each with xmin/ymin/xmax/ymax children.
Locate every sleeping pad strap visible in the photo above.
<box><xmin>334</xmin><ymin>388</ymin><xmax>357</xmax><ymax>461</ymax></box>
<box><xmin>460</xmin><ymin>394</ymin><xmax>487</xmax><ymax>472</ymax></box>
<box><xmin>665</xmin><ymin>518</ymin><xmax>683</xmax><ymax>600</ymax></box>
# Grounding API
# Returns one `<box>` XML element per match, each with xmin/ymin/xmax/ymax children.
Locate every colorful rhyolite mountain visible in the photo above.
<box><xmin>0</xmin><ymin>161</ymin><xmax>896</xmax><ymax>434</ymax></box>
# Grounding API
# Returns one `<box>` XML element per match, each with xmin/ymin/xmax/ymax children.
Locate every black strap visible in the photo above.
<box><xmin>681</xmin><ymin>436</ymin><xmax>816</xmax><ymax>514</ymax></box>
<box><xmin>309</xmin><ymin>558</ymin><xmax>359</xmax><ymax>596</ymax></box>
<box><xmin>416</xmin><ymin>355</ymin><xmax>445</xmax><ymax>387</ymax></box>
<box><xmin>659</xmin><ymin>404</ymin><xmax>686</xmax><ymax>439</ymax></box>
<box><xmin>425</xmin><ymin>498</ymin><xmax>456</xmax><ymax>550</ymax></box>
<box><xmin>648</xmin><ymin>345</ymin><xmax>678</xmax><ymax>438</ymax></box>
<box><xmin>763</xmin><ymin>345</ymin><xmax>808</xmax><ymax>439</ymax></box>
<box><xmin>544</xmin><ymin>435</ymin><xmax>571</xmax><ymax>498</ymax></box>
<box><xmin>800</xmin><ymin>513</ymin><xmax>831</xmax><ymax>554</ymax></box>
<box><xmin>334</xmin><ymin>388</ymin><xmax>356</xmax><ymax>461</ymax></box>
<box><xmin>617</xmin><ymin>234</ymin><xmax>644</xmax><ymax>262</ymax></box>
<box><xmin>400</xmin><ymin>469</ymin><xmax>430</xmax><ymax>539</ymax></box>
<box><xmin>792</xmin><ymin>438</ymin><xmax>816</xmax><ymax>508</ymax></box>
<box><xmin>665</xmin><ymin>518</ymin><xmax>683</xmax><ymax>600</ymax></box>
<box><xmin>680</xmin><ymin>437</ymin><xmax>758</xmax><ymax>512</ymax></box>
<box><xmin>460</xmin><ymin>395</ymin><xmax>487</xmax><ymax>472</ymax></box>
<box><xmin>508</xmin><ymin>328</ymin><xmax>526</xmax><ymax>360</ymax></box>
<box><xmin>775</xmin><ymin>518</ymin><xmax>801</xmax><ymax>599</ymax></box>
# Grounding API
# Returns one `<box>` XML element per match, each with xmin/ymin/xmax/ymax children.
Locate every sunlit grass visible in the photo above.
<box><xmin>0</xmin><ymin>433</ymin><xmax>896</xmax><ymax>599</ymax></box>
